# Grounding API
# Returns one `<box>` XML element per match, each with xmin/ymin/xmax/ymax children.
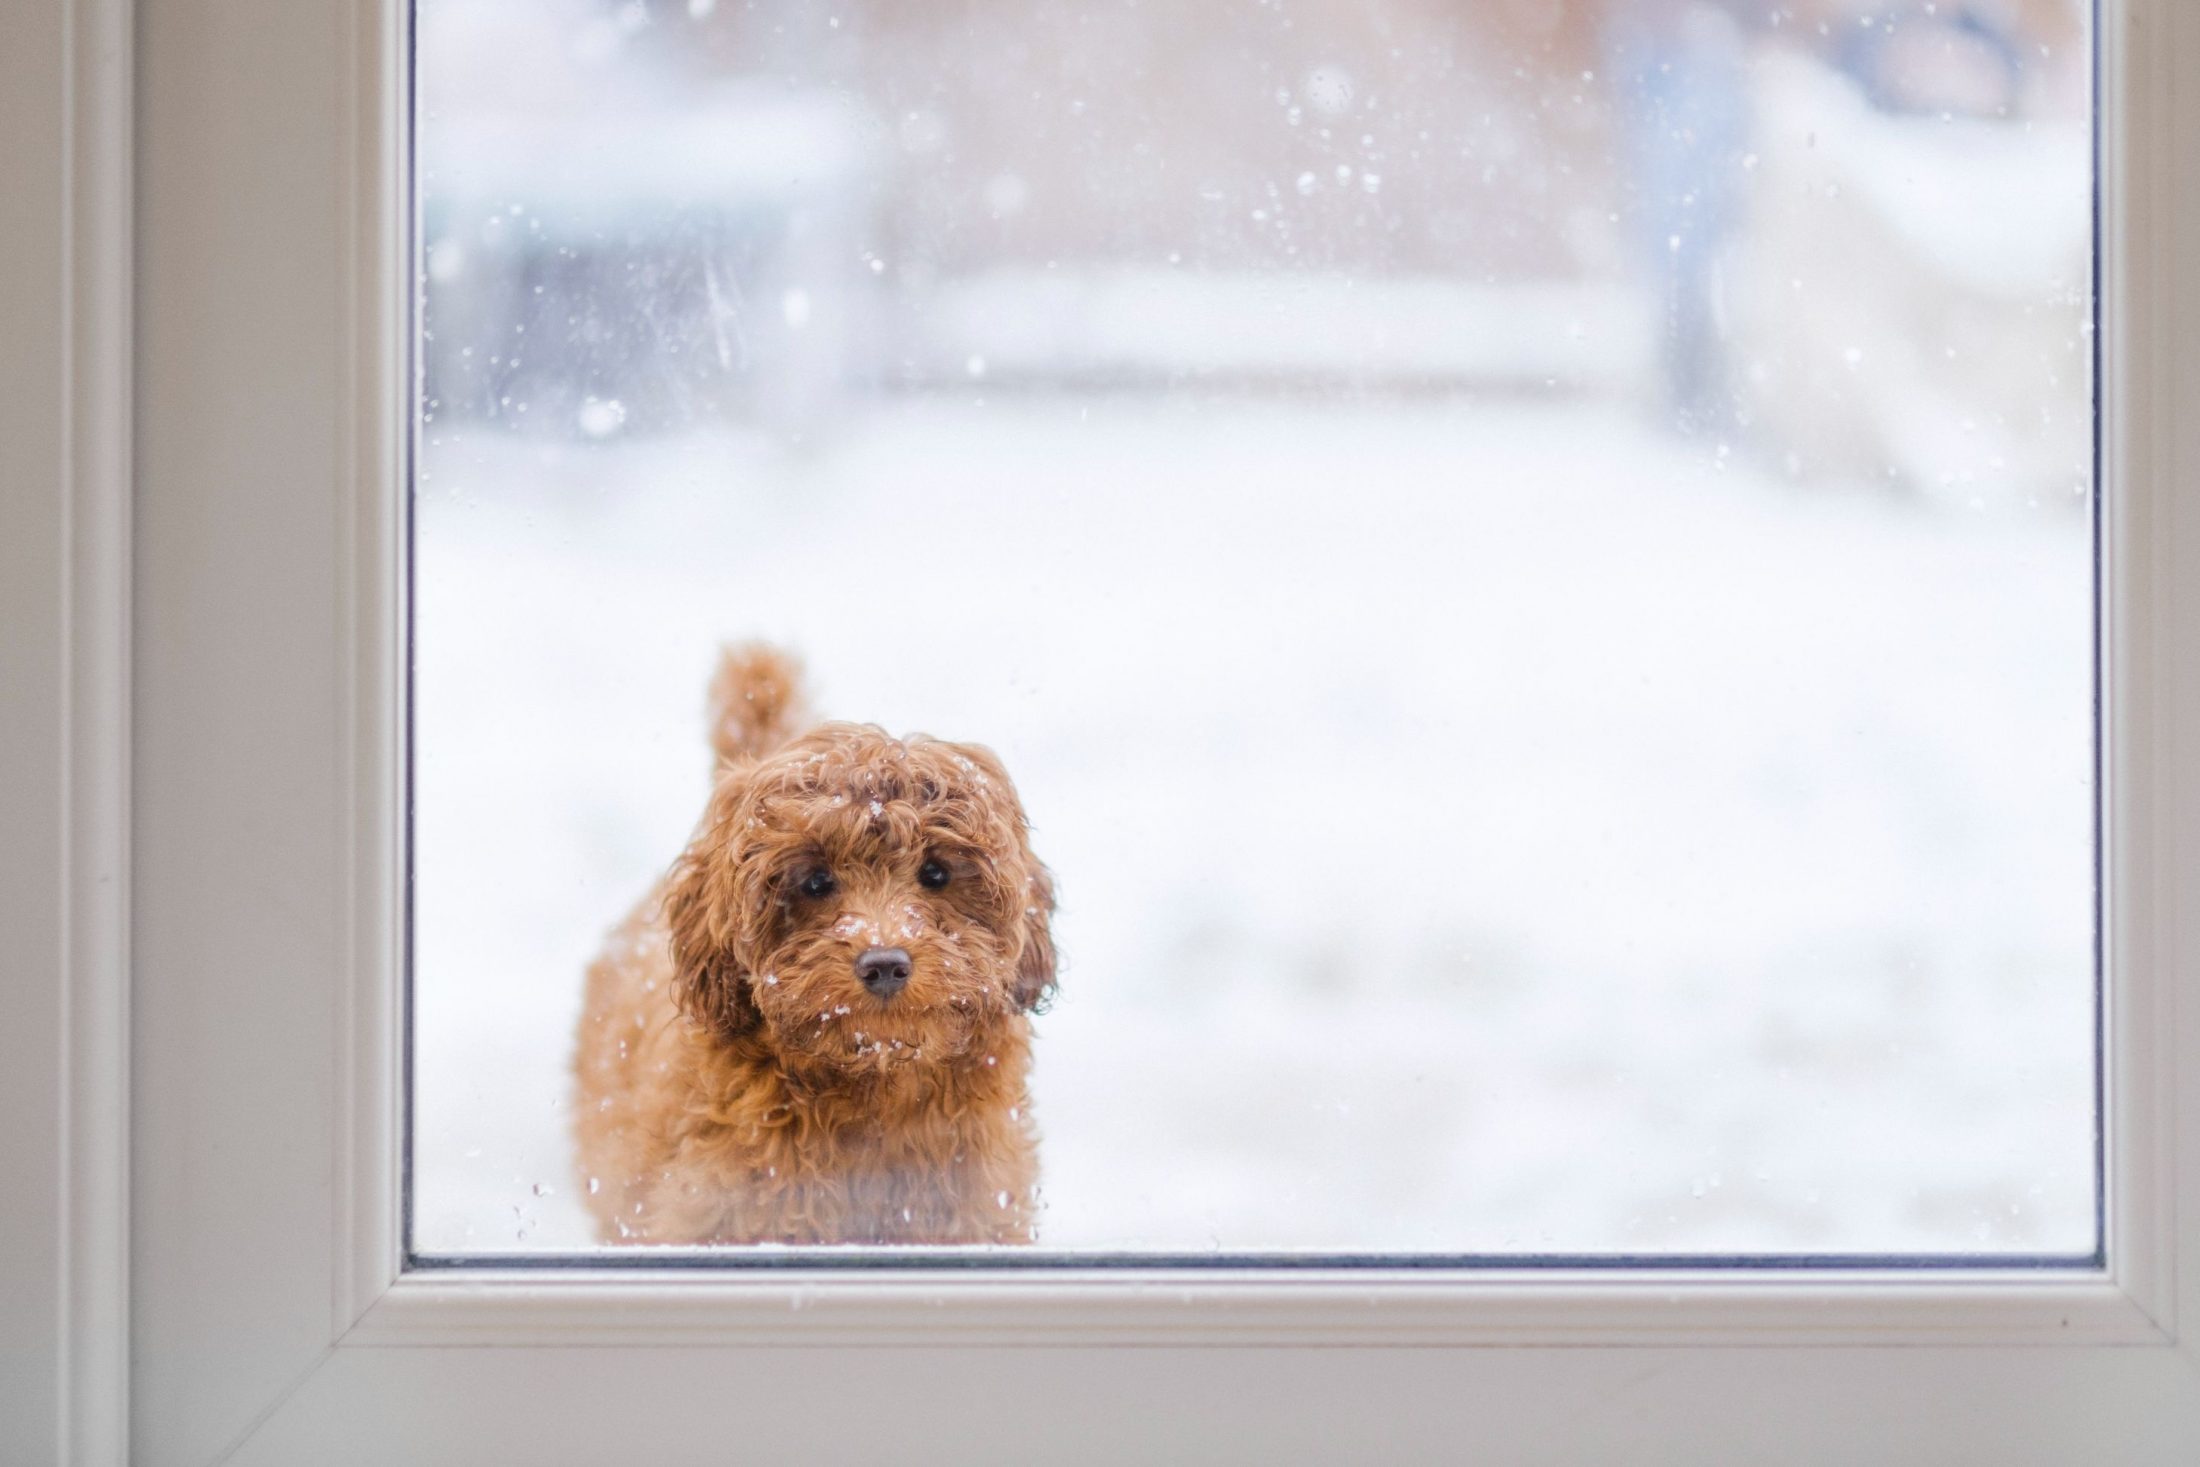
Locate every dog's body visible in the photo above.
<box><xmin>573</xmin><ymin>647</ymin><xmax>1055</xmax><ymax>1246</ymax></box>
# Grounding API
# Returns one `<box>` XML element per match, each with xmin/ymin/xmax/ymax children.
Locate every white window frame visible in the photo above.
<box><xmin>7</xmin><ymin>0</ymin><xmax>2200</xmax><ymax>1460</ymax></box>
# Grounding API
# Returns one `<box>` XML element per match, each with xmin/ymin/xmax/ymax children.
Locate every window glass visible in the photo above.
<box><xmin>412</xmin><ymin>0</ymin><xmax>2095</xmax><ymax>1256</ymax></box>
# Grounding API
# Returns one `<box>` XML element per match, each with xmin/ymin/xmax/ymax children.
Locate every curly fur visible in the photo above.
<box><xmin>572</xmin><ymin>644</ymin><xmax>1057</xmax><ymax>1245</ymax></box>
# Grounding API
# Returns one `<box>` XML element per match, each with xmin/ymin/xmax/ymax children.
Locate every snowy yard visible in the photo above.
<box><xmin>411</xmin><ymin>391</ymin><xmax>2094</xmax><ymax>1256</ymax></box>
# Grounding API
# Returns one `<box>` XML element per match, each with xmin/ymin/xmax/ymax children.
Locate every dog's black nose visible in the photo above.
<box><xmin>855</xmin><ymin>946</ymin><xmax>912</xmax><ymax>998</ymax></box>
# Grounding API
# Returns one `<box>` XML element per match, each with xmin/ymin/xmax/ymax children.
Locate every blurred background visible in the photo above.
<box><xmin>411</xmin><ymin>0</ymin><xmax>2097</xmax><ymax>1254</ymax></box>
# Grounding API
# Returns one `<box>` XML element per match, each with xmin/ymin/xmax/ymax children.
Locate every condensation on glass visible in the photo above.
<box><xmin>410</xmin><ymin>0</ymin><xmax>2097</xmax><ymax>1257</ymax></box>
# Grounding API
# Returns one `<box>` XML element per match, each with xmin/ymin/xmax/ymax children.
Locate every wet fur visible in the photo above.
<box><xmin>572</xmin><ymin>645</ymin><xmax>1057</xmax><ymax>1245</ymax></box>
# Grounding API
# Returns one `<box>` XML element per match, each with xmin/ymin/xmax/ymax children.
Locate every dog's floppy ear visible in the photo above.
<box><xmin>662</xmin><ymin>776</ymin><xmax>764</xmax><ymax>1040</ymax></box>
<box><xmin>930</xmin><ymin>736</ymin><xmax>1057</xmax><ymax>1013</ymax></box>
<box><xmin>1012</xmin><ymin>861</ymin><xmax>1058</xmax><ymax>1013</ymax></box>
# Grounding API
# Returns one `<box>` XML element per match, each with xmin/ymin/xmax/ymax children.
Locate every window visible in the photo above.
<box><xmin>14</xmin><ymin>0</ymin><xmax>2200</xmax><ymax>1460</ymax></box>
<box><xmin>414</xmin><ymin>0</ymin><xmax>2096</xmax><ymax>1260</ymax></box>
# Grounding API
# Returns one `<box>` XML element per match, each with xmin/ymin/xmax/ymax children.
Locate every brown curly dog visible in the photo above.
<box><xmin>572</xmin><ymin>645</ymin><xmax>1057</xmax><ymax>1245</ymax></box>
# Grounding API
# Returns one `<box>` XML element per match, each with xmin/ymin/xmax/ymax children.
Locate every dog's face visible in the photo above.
<box><xmin>664</xmin><ymin>723</ymin><xmax>1055</xmax><ymax>1075</ymax></box>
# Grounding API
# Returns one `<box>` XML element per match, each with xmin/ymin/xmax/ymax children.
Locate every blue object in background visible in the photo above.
<box><xmin>1604</xmin><ymin>1</ymin><xmax>1751</xmax><ymax>437</ymax></box>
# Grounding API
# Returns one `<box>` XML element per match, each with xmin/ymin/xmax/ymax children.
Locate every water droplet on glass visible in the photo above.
<box><xmin>1304</xmin><ymin>65</ymin><xmax>1354</xmax><ymax>115</ymax></box>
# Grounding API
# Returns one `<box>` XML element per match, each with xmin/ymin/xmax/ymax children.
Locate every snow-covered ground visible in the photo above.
<box><xmin>411</xmin><ymin>392</ymin><xmax>2094</xmax><ymax>1256</ymax></box>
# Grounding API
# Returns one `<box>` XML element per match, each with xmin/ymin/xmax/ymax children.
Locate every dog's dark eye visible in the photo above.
<box><xmin>917</xmin><ymin>858</ymin><xmax>951</xmax><ymax>891</ymax></box>
<box><xmin>799</xmin><ymin>868</ymin><xmax>837</xmax><ymax>900</ymax></box>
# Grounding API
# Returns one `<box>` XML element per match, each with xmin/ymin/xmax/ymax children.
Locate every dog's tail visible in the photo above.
<box><xmin>706</xmin><ymin>642</ymin><xmax>809</xmax><ymax>767</ymax></box>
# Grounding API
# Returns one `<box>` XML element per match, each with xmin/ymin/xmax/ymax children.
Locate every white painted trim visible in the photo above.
<box><xmin>61</xmin><ymin>0</ymin><xmax>133</xmax><ymax>1447</ymax></box>
<box><xmin>2097</xmin><ymin>0</ymin><xmax>2183</xmax><ymax>1343</ymax></box>
<box><xmin>348</xmin><ymin>1268</ymin><xmax>2167</xmax><ymax>1349</ymax></box>
<box><xmin>0</xmin><ymin>0</ymin><xmax>131</xmax><ymax>1464</ymax></box>
<box><xmin>332</xmin><ymin>0</ymin><xmax>411</xmax><ymax>1340</ymax></box>
<box><xmin>135</xmin><ymin>0</ymin><xmax>400</xmax><ymax>1454</ymax></box>
<box><xmin>126</xmin><ymin>0</ymin><xmax>2200</xmax><ymax>1459</ymax></box>
<box><xmin>212</xmin><ymin>1346</ymin><xmax>2200</xmax><ymax>1467</ymax></box>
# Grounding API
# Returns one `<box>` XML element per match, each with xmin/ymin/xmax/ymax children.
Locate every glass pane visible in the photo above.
<box><xmin>410</xmin><ymin>0</ymin><xmax>2096</xmax><ymax>1257</ymax></box>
